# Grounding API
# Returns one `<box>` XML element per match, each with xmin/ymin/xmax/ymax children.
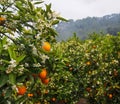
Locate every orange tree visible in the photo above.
<box><xmin>0</xmin><ymin>0</ymin><xmax>71</xmax><ymax>104</ymax></box>
<box><xmin>54</xmin><ymin>33</ymin><xmax>120</xmax><ymax>104</ymax></box>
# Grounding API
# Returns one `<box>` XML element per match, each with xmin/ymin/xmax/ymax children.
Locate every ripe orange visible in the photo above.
<box><xmin>17</xmin><ymin>85</ymin><xmax>27</xmax><ymax>95</ymax></box>
<box><xmin>28</xmin><ymin>93</ymin><xmax>33</xmax><ymax>97</ymax></box>
<box><xmin>86</xmin><ymin>61</ymin><xmax>91</xmax><ymax>66</ymax></box>
<box><xmin>38</xmin><ymin>68</ymin><xmax>47</xmax><ymax>79</ymax></box>
<box><xmin>51</xmin><ymin>97</ymin><xmax>56</xmax><ymax>102</ymax></box>
<box><xmin>86</xmin><ymin>87</ymin><xmax>91</xmax><ymax>92</ymax></box>
<box><xmin>42</xmin><ymin>42</ymin><xmax>51</xmax><ymax>52</ymax></box>
<box><xmin>41</xmin><ymin>78</ymin><xmax>50</xmax><ymax>85</ymax></box>
<box><xmin>0</xmin><ymin>17</ymin><xmax>6</xmax><ymax>25</ymax></box>
<box><xmin>108</xmin><ymin>94</ymin><xmax>113</xmax><ymax>99</ymax></box>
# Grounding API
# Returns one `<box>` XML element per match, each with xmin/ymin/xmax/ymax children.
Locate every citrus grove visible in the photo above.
<box><xmin>0</xmin><ymin>0</ymin><xmax>120</xmax><ymax>104</ymax></box>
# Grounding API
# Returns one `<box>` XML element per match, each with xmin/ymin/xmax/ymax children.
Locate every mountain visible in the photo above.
<box><xmin>55</xmin><ymin>13</ymin><xmax>120</xmax><ymax>41</ymax></box>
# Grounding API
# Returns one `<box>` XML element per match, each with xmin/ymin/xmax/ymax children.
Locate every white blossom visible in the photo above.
<box><xmin>9</xmin><ymin>59</ymin><xmax>17</xmax><ymax>67</ymax></box>
<box><xmin>18</xmin><ymin>65</ymin><xmax>24</xmax><ymax>74</ymax></box>
<box><xmin>3</xmin><ymin>44</ymin><xmax>9</xmax><ymax>50</ymax></box>
<box><xmin>41</xmin><ymin>54</ymin><xmax>49</xmax><ymax>63</ymax></box>
<box><xmin>12</xmin><ymin>85</ymin><xmax>18</xmax><ymax>91</ymax></box>
<box><xmin>25</xmin><ymin>63</ymin><xmax>29</xmax><ymax>67</ymax></box>
<box><xmin>6</xmin><ymin>65</ymin><xmax>14</xmax><ymax>74</ymax></box>
<box><xmin>33</xmin><ymin>63</ymin><xmax>41</xmax><ymax>67</ymax></box>
<box><xmin>32</xmin><ymin>46</ymin><xmax>38</xmax><ymax>55</ymax></box>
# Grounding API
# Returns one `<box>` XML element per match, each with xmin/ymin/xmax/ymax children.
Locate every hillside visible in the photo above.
<box><xmin>55</xmin><ymin>13</ymin><xmax>120</xmax><ymax>41</ymax></box>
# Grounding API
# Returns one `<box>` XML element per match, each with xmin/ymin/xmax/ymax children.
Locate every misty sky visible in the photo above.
<box><xmin>45</xmin><ymin>0</ymin><xmax>120</xmax><ymax>20</ymax></box>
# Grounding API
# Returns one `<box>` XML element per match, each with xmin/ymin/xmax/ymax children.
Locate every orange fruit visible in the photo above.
<box><xmin>42</xmin><ymin>42</ymin><xmax>51</xmax><ymax>52</ymax></box>
<box><xmin>41</xmin><ymin>78</ymin><xmax>50</xmax><ymax>85</ymax></box>
<box><xmin>108</xmin><ymin>94</ymin><xmax>113</xmax><ymax>99</ymax></box>
<box><xmin>113</xmin><ymin>70</ymin><xmax>118</xmax><ymax>77</ymax></box>
<box><xmin>51</xmin><ymin>97</ymin><xmax>56</xmax><ymax>102</ymax></box>
<box><xmin>38</xmin><ymin>68</ymin><xmax>47</xmax><ymax>79</ymax></box>
<box><xmin>28</xmin><ymin>93</ymin><xmax>33</xmax><ymax>97</ymax></box>
<box><xmin>86</xmin><ymin>87</ymin><xmax>91</xmax><ymax>92</ymax></box>
<box><xmin>17</xmin><ymin>85</ymin><xmax>27</xmax><ymax>95</ymax></box>
<box><xmin>66</xmin><ymin>63</ymin><xmax>70</xmax><ymax>67</ymax></box>
<box><xmin>93</xmin><ymin>45</ymin><xmax>96</xmax><ymax>49</ymax></box>
<box><xmin>0</xmin><ymin>17</ymin><xmax>6</xmax><ymax>25</ymax></box>
<box><xmin>44</xmin><ymin>90</ymin><xmax>49</xmax><ymax>94</ymax></box>
<box><xmin>1</xmin><ymin>92</ymin><xmax>5</xmax><ymax>97</ymax></box>
<box><xmin>69</xmin><ymin>67</ymin><xmax>73</xmax><ymax>71</ymax></box>
<box><xmin>86</xmin><ymin>61</ymin><xmax>91</xmax><ymax>66</ymax></box>
<box><xmin>34</xmin><ymin>102</ymin><xmax>41</xmax><ymax>104</ymax></box>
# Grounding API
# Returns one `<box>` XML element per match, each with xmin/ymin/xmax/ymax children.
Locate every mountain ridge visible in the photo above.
<box><xmin>55</xmin><ymin>13</ymin><xmax>120</xmax><ymax>41</ymax></box>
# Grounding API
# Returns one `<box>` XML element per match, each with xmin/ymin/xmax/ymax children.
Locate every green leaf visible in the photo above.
<box><xmin>56</xmin><ymin>17</ymin><xmax>68</xmax><ymax>22</ymax></box>
<box><xmin>4</xmin><ymin>88</ymin><xmax>12</xmax><ymax>98</ymax></box>
<box><xmin>0</xmin><ymin>42</ymin><xmax>2</xmax><ymax>54</ymax></box>
<box><xmin>34</xmin><ymin>1</ymin><xmax>44</xmax><ymax>5</ymax></box>
<box><xmin>45</xmin><ymin>4</ymin><xmax>52</xmax><ymax>13</ymax></box>
<box><xmin>28</xmin><ymin>0</ymin><xmax>33</xmax><ymax>10</ymax></box>
<box><xmin>13</xmin><ymin>15</ymin><xmax>20</xmax><ymax>20</ymax></box>
<box><xmin>51</xmin><ymin>20</ymin><xmax>59</xmax><ymax>25</ymax></box>
<box><xmin>8</xmin><ymin>46</ymin><xmax>16</xmax><ymax>60</ymax></box>
<box><xmin>15</xmin><ymin>96</ymin><xmax>27</xmax><ymax>104</ymax></box>
<box><xmin>1</xmin><ymin>59</ymin><xmax>10</xmax><ymax>64</ymax></box>
<box><xmin>9</xmin><ymin>73</ymin><xmax>16</xmax><ymax>85</ymax></box>
<box><xmin>2</xmin><ymin>37</ymin><xmax>7</xmax><ymax>45</ymax></box>
<box><xmin>16</xmin><ymin>55</ymin><xmax>26</xmax><ymax>63</ymax></box>
<box><xmin>0</xmin><ymin>74</ymin><xmax>8</xmax><ymax>87</ymax></box>
<box><xmin>15</xmin><ymin>1</ymin><xmax>27</xmax><ymax>13</ymax></box>
<box><xmin>17</xmin><ymin>75</ymin><xmax>27</xmax><ymax>82</ymax></box>
<box><xmin>0</xmin><ymin>66</ymin><xmax>6</xmax><ymax>71</ymax></box>
<box><xmin>7</xmin><ymin>29</ymin><xmax>14</xmax><ymax>35</ymax></box>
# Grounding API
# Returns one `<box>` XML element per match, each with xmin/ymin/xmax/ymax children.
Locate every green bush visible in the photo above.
<box><xmin>53</xmin><ymin>33</ymin><xmax>120</xmax><ymax>104</ymax></box>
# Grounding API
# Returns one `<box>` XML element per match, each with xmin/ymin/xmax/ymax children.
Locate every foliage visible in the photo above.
<box><xmin>0</xmin><ymin>0</ymin><xmax>67</xmax><ymax>103</ymax></box>
<box><xmin>54</xmin><ymin>33</ymin><xmax>120</xmax><ymax>104</ymax></box>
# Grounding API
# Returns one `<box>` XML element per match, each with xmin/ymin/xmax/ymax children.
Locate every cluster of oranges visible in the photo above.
<box><xmin>17</xmin><ymin>68</ymin><xmax>50</xmax><ymax>96</ymax></box>
<box><xmin>39</xmin><ymin>68</ymin><xmax>50</xmax><ymax>85</ymax></box>
<box><xmin>16</xmin><ymin>42</ymin><xmax>51</xmax><ymax>96</ymax></box>
<box><xmin>32</xmin><ymin>68</ymin><xmax>50</xmax><ymax>85</ymax></box>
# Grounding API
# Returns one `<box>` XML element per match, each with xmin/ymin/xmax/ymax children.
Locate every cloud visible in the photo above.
<box><xmin>81</xmin><ymin>0</ymin><xmax>97</xmax><ymax>4</ymax></box>
<box><xmin>44</xmin><ymin>0</ymin><xmax>120</xmax><ymax>20</ymax></box>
